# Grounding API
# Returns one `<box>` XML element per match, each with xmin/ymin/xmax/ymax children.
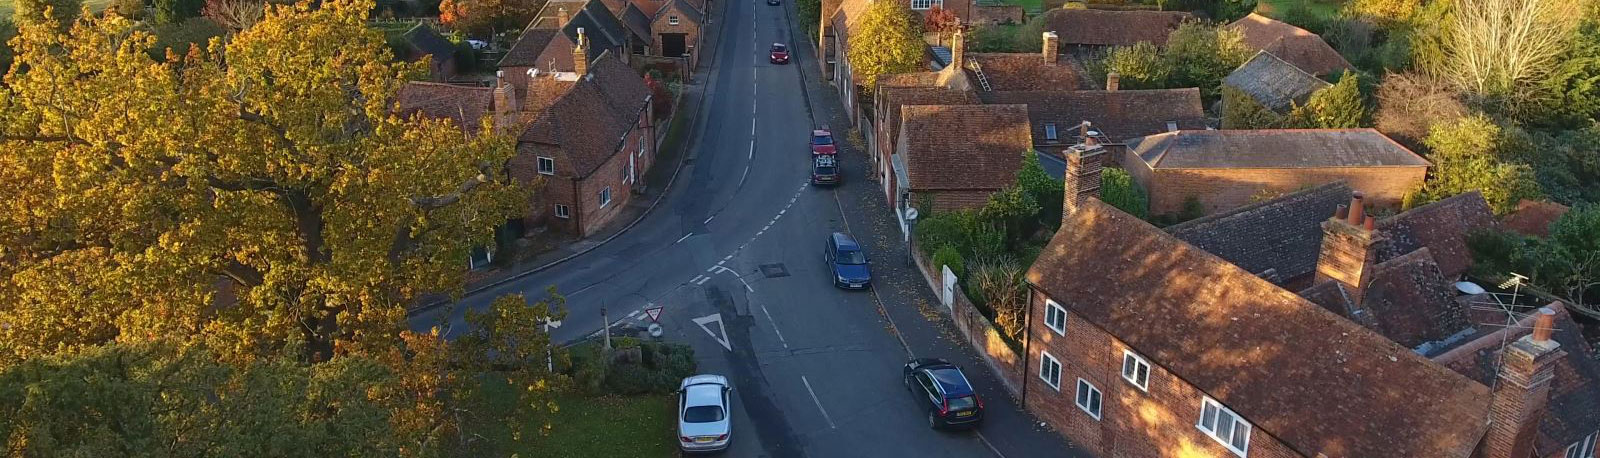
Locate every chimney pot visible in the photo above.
<box><xmin>1532</xmin><ymin>307</ymin><xmax>1556</xmax><ymax>342</ymax></box>
<box><xmin>1335</xmin><ymin>204</ymin><xmax>1348</xmax><ymax>220</ymax></box>
<box><xmin>558</xmin><ymin>7</ymin><xmax>570</xmax><ymax>27</ymax></box>
<box><xmin>1363</xmin><ymin>215</ymin><xmax>1375</xmax><ymax>231</ymax></box>
<box><xmin>1106</xmin><ymin>73</ymin><xmax>1120</xmax><ymax>91</ymax></box>
<box><xmin>1347</xmin><ymin>193</ymin><xmax>1365</xmax><ymax>225</ymax></box>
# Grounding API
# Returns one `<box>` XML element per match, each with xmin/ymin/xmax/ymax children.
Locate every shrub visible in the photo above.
<box><xmin>966</xmin><ymin>255</ymin><xmax>1027</xmax><ymax>343</ymax></box>
<box><xmin>932</xmin><ymin>245</ymin><xmax>966</xmax><ymax>280</ymax></box>
<box><xmin>1101</xmin><ymin>168</ymin><xmax>1149</xmax><ymax>219</ymax></box>
<box><xmin>603</xmin><ymin>360</ymin><xmax>655</xmax><ymax>395</ymax></box>
<box><xmin>569</xmin><ymin>344</ymin><xmax>610</xmax><ymax>394</ymax></box>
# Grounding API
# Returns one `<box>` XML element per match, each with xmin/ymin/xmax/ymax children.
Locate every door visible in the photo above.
<box><xmin>661</xmin><ymin>33</ymin><xmax>688</xmax><ymax>57</ymax></box>
<box><xmin>941</xmin><ymin>265</ymin><xmax>957</xmax><ymax>310</ymax></box>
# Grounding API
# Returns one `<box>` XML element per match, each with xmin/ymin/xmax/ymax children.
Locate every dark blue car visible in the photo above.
<box><xmin>824</xmin><ymin>232</ymin><xmax>871</xmax><ymax>289</ymax></box>
<box><xmin>902</xmin><ymin>358</ymin><xmax>983</xmax><ymax>429</ymax></box>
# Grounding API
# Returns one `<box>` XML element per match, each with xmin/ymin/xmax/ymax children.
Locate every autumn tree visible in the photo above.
<box><xmin>1096</xmin><ymin>21</ymin><xmax>1248</xmax><ymax>102</ymax></box>
<box><xmin>204</xmin><ymin>0</ymin><xmax>268</xmax><ymax>32</ymax></box>
<box><xmin>12</xmin><ymin>0</ymin><xmax>83</xmax><ymax>29</ymax></box>
<box><xmin>1099</xmin><ymin>41</ymin><xmax>1169</xmax><ymax>89</ymax></box>
<box><xmin>848</xmin><ymin>0</ymin><xmax>923</xmax><ymax>96</ymax></box>
<box><xmin>924</xmin><ymin>6</ymin><xmax>959</xmax><ymax>47</ymax></box>
<box><xmin>1289</xmin><ymin>71</ymin><xmax>1368</xmax><ymax>128</ymax></box>
<box><xmin>439</xmin><ymin>0</ymin><xmax>542</xmax><ymax>36</ymax></box>
<box><xmin>1415</xmin><ymin>115</ymin><xmax>1542</xmax><ymax>213</ymax></box>
<box><xmin>0</xmin><ymin>0</ymin><xmax>523</xmax><ymax>366</ymax></box>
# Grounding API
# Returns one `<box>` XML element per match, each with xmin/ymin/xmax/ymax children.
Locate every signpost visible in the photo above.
<box><xmin>541</xmin><ymin>317</ymin><xmax>562</xmax><ymax>373</ymax></box>
<box><xmin>645</xmin><ymin>306</ymin><xmax>664</xmax><ymax>323</ymax></box>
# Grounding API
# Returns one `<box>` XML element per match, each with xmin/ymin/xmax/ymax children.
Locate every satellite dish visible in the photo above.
<box><xmin>1455</xmin><ymin>281</ymin><xmax>1486</xmax><ymax>295</ymax></box>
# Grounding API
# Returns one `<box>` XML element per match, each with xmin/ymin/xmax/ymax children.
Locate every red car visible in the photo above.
<box><xmin>769</xmin><ymin>43</ymin><xmax>789</xmax><ymax>65</ymax></box>
<box><xmin>810</xmin><ymin>129</ymin><xmax>836</xmax><ymax>155</ymax></box>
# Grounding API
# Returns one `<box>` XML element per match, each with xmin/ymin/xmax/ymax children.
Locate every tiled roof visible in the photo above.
<box><xmin>1301</xmin><ymin>248</ymin><xmax>1474</xmax><ymax>350</ymax></box>
<box><xmin>1434</xmin><ymin>305</ymin><xmax>1600</xmax><ymax>455</ymax></box>
<box><xmin>1223</xmin><ymin>51</ymin><xmax>1331</xmax><ymax>112</ymax></box>
<box><xmin>620</xmin><ymin>3</ymin><xmax>654</xmax><ymax>46</ymax></box>
<box><xmin>878</xmin><ymin>87</ymin><xmax>979</xmax><ymax>165</ymax></box>
<box><xmin>1039</xmin><ymin>9</ymin><xmax>1192</xmax><ymax>47</ymax></box>
<box><xmin>1027</xmin><ymin>200</ymin><xmax>1492</xmax><ymax>458</ymax></box>
<box><xmin>400</xmin><ymin>23</ymin><xmax>457</xmax><ymax>62</ymax></box>
<box><xmin>899</xmin><ymin>104</ymin><xmax>1032</xmax><ymax>191</ymax></box>
<box><xmin>1503</xmin><ymin>199</ymin><xmax>1570</xmax><ymax>238</ymax></box>
<box><xmin>980</xmin><ymin>88</ymin><xmax>1205</xmax><ymax>144</ymax></box>
<box><xmin>658</xmin><ymin>0</ymin><xmax>703</xmax><ymax>24</ymax></box>
<box><xmin>520</xmin><ymin>54</ymin><xmax>649</xmax><ymax>178</ymax></box>
<box><xmin>501</xmin><ymin>27</ymin><xmax>561</xmax><ymax>68</ymax></box>
<box><xmin>829</xmin><ymin>0</ymin><xmax>872</xmax><ymax>35</ymax></box>
<box><xmin>396</xmin><ymin>82</ymin><xmax>493</xmax><ymax>129</ymax></box>
<box><xmin>1166</xmin><ymin>181</ymin><xmax>1352</xmax><ymax>284</ymax></box>
<box><xmin>502</xmin><ymin>0</ymin><xmax>629</xmax><ymax>70</ymax></box>
<box><xmin>1376</xmin><ymin>191</ymin><xmax>1496</xmax><ymax>279</ymax></box>
<box><xmin>1229</xmin><ymin>13</ymin><xmax>1353</xmax><ymax>77</ymax></box>
<box><xmin>963</xmin><ymin>53</ymin><xmax>1081</xmax><ymax>91</ymax></box>
<box><xmin>1126</xmin><ymin>129</ymin><xmax>1430</xmax><ymax>170</ymax></box>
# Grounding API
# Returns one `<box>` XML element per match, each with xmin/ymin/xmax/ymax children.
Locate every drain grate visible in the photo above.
<box><xmin>759</xmin><ymin>263</ymin><xmax>790</xmax><ymax>278</ymax></box>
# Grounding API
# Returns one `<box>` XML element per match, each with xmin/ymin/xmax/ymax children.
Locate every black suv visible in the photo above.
<box><xmin>902</xmin><ymin>358</ymin><xmax>984</xmax><ymax>429</ymax></box>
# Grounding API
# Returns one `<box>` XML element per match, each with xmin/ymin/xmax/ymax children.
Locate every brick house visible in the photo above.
<box><xmin>1039</xmin><ymin>8</ymin><xmax>1192</xmax><ymax>56</ymax></box>
<box><xmin>1229</xmin><ymin>13</ymin><xmax>1353</xmax><ymax>78</ymax></box>
<box><xmin>1066</xmin><ymin>152</ymin><xmax>1600</xmax><ymax>458</ymax></box>
<box><xmin>1023</xmin><ymin>151</ymin><xmax>1494</xmax><ymax>457</ymax></box>
<box><xmin>650</xmin><ymin>0</ymin><xmax>704</xmax><ymax>65</ymax></box>
<box><xmin>499</xmin><ymin>0</ymin><xmax>635</xmax><ymax>99</ymax></box>
<box><xmin>818</xmin><ymin>0</ymin><xmax>873</xmax><ymax>126</ymax></box>
<box><xmin>1120</xmin><ymin>128</ymin><xmax>1429</xmax><ymax>217</ymax></box>
<box><xmin>889</xmin><ymin>104</ymin><xmax>1031</xmax><ymax>226</ymax></box>
<box><xmin>981</xmin><ymin>84</ymin><xmax>1206</xmax><ymax>154</ymax></box>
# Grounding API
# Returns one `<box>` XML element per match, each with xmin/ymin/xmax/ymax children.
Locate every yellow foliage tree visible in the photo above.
<box><xmin>0</xmin><ymin>0</ymin><xmax>524</xmax><ymax>366</ymax></box>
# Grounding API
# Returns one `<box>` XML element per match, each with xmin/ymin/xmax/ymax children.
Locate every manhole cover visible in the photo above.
<box><xmin>759</xmin><ymin>263</ymin><xmax>790</xmax><ymax>278</ymax></box>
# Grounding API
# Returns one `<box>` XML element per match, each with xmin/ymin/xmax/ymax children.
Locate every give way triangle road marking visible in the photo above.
<box><xmin>692</xmin><ymin>313</ymin><xmax>732</xmax><ymax>352</ymax></box>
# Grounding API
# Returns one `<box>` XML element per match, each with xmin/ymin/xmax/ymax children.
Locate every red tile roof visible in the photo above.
<box><xmin>980</xmin><ymin>88</ymin><xmax>1206</xmax><ymax>144</ymax></box>
<box><xmin>1166</xmin><ymin>181</ymin><xmax>1353</xmax><ymax>284</ymax></box>
<box><xmin>1503</xmin><ymin>199</ymin><xmax>1570</xmax><ymax>238</ymax></box>
<box><xmin>964</xmin><ymin>53</ymin><xmax>1081</xmax><ymax>92</ymax></box>
<box><xmin>1039</xmin><ymin>9</ymin><xmax>1192</xmax><ymax>47</ymax></box>
<box><xmin>1028</xmin><ymin>199</ymin><xmax>1492</xmax><ymax>458</ymax></box>
<box><xmin>1376</xmin><ymin>191</ymin><xmax>1496</xmax><ymax>279</ymax></box>
<box><xmin>396</xmin><ymin>82</ymin><xmax>494</xmax><ymax>130</ymax></box>
<box><xmin>520</xmin><ymin>54</ymin><xmax>650</xmax><ymax>178</ymax></box>
<box><xmin>898</xmin><ymin>104</ymin><xmax>1032</xmax><ymax>191</ymax></box>
<box><xmin>1229</xmin><ymin>13</ymin><xmax>1353</xmax><ymax>77</ymax></box>
<box><xmin>878</xmin><ymin>86</ymin><xmax>979</xmax><ymax>163</ymax></box>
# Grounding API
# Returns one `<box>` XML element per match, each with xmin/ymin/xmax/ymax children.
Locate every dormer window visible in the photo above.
<box><xmin>1044</xmin><ymin>123</ymin><xmax>1058</xmax><ymax>142</ymax></box>
<box><xmin>1567</xmin><ymin>432</ymin><xmax>1597</xmax><ymax>458</ymax></box>
<box><xmin>668</xmin><ymin>15</ymin><xmax>680</xmax><ymax>25</ymax></box>
<box><xmin>1166</xmin><ymin>121</ymin><xmax>1179</xmax><ymax>132</ymax></box>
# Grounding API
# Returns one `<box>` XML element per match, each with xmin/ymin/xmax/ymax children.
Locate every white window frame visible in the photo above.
<box><xmin>1121</xmin><ymin>350</ymin><xmax>1151</xmax><ymax>391</ymax></box>
<box><xmin>1044</xmin><ymin>123</ymin><xmax>1058</xmax><ymax>141</ymax></box>
<box><xmin>1197</xmin><ymin>397</ymin><xmax>1251</xmax><ymax>457</ymax></box>
<box><xmin>1044</xmin><ymin>299</ymin><xmax>1067</xmax><ymax>336</ymax></box>
<box><xmin>1074</xmin><ymin>379</ymin><xmax>1102</xmax><ymax>420</ymax></box>
<box><xmin>1568</xmin><ymin>432</ymin><xmax>1598</xmax><ymax>458</ymax></box>
<box><xmin>909</xmin><ymin>0</ymin><xmax>941</xmax><ymax>10</ymax></box>
<box><xmin>536</xmin><ymin>156</ymin><xmax>555</xmax><ymax>175</ymax></box>
<box><xmin>1038</xmin><ymin>351</ymin><xmax>1062</xmax><ymax>391</ymax></box>
<box><xmin>599</xmin><ymin>187</ymin><xmax>613</xmax><ymax>208</ymax></box>
<box><xmin>554</xmin><ymin>204</ymin><xmax>571</xmax><ymax>219</ymax></box>
<box><xmin>668</xmin><ymin>15</ymin><xmax>680</xmax><ymax>25</ymax></box>
<box><xmin>639</xmin><ymin>135</ymin><xmax>648</xmax><ymax>157</ymax></box>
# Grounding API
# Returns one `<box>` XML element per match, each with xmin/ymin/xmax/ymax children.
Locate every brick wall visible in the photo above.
<box><xmin>652</xmin><ymin>4</ymin><xmax>702</xmax><ymax>66</ymax></box>
<box><xmin>970</xmin><ymin>4</ymin><xmax>1023</xmax><ymax>26</ymax></box>
<box><xmin>1024</xmin><ymin>288</ymin><xmax>1305</xmax><ymax>458</ymax></box>
<box><xmin>574</xmin><ymin>121</ymin><xmax>652</xmax><ymax>237</ymax></box>
<box><xmin>1137</xmin><ymin>166</ymin><xmax>1426</xmax><ymax>217</ymax></box>
<box><xmin>910</xmin><ymin>249</ymin><xmax>1025</xmax><ymax>396</ymax></box>
<box><xmin>910</xmin><ymin>189</ymin><xmax>995</xmax><ymax>213</ymax></box>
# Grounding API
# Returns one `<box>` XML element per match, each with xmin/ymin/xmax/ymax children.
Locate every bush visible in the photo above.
<box><xmin>603</xmin><ymin>361</ymin><xmax>655</xmax><ymax>395</ymax></box>
<box><xmin>932</xmin><ymin>245</ymin><xmax>966</xmax><ymax>280</ymax></box>
<box><xmin>1101</xmin><ymin>168</ymin><xmax>1149</xmax><ymax>219</ymax></box>
<box><xmin>569</xmin><ymin>344</ymin><xmax>610</xmax><ymax>395</ymax></box>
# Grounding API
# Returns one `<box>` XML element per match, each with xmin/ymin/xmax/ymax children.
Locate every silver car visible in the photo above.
<box><xmin>678</xmin><ymin>374</ymin><xmax>732</xmax><ymax>453</ymax></box>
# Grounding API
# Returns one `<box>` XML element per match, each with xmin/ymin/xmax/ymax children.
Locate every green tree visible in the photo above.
<box><xmin>980</xmin><ymin>185</ymin><xmax>1041</xmax><ymax>251</ymax></box>
<box><xmin>438</xmin><ymin>0</ymin><xmax>541</xmax><ymax>36</ymax></box>
<box><xmin>1101</xmin><ymin>167</ymin><xmax>1148</xmax><ymax>219</ymax></box>
<box><xmin>0</xmin><ymin>0</ymin><xmax>524</xmax><ymax>366</ymax></box>
<box><xmin>1526</xmin><ymin>18</ymin><xmax>1600</xmax><ymax>128</ymax></box>
<box><xmin>848</xmin><ymin>0</ymin><xmax>923</xmax><ymax>97</ymax></box>
<box><xmin>1015</xmin><ymin>152</ymin><xmax>1063</xmax><ymax>230</ymax></box>
<box><xmin>1099</xmin><ymin>41</ymin><xmax>1169</xmax><ymax>89</ymax></box>
<box><xmin>12</xmin><ymin>0</ymin><xmax>83</xmax><ymax>28</ymax></box>
<box><xmin>1290</xmin><ymin>70</ymin><xmax>1368</xmax><ymax>128</ymax></box>
<box><xmin>151</xmin><ymin>17</ymin><xmax>226</xmax><ymax>58</ymax></box>
<box><xmin>1164</xmin><ymin>21</ymin><xmax>1250</xmax><ymax>100</ymax></box>
<box><xmin>1469</xmin><ymin>205</ymin><xmax>1600</xmax><ymax>313</ymax></box>
<box><xmin>1417</xmin><ymin>115</ymin><xmax>1542</xmax><ymax>213</ymax></box>
<box><xmin>155</xmin><ymin>0</ymin><xmax>206</xmax><ymax>24</ymax></box>
<box><xmin>1221</xmin><ymin>84</ymin><xmax>1284</xmax><ymax>129</ymax></box>
<box><xmin>0</xmin><ymin>19</ymin><xmax>15</xmax><ymax>75</ymax></box>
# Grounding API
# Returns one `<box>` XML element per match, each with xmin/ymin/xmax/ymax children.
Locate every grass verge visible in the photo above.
<box><xmin>510</xmin><ymin>393</ymin><xmax>678</xmax><ymax>458</ymax></box>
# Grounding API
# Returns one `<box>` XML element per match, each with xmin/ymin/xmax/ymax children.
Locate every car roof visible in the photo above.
<box><xmin>814</xmin><ymin>155</ymin><xmax>836</xmax><ymax>166</ymax></box>
<box><xmin>813</xmin><ymin>129</ymin><xmax>831</xmax><ymax>136</ymax></box>
<box><xmin>926</xmin><ymin>367</ymin><xmax>975</xmax><ymax>397</ymax></box>
<box><xmin>830</xmin><ymin>232</ymin><xmax>859</xmax><ymax>250</ymax></box>
<box><xmin>684</xmin><ymin>383</ymin><xmax>725</xmax><ymax>407</ymax></box>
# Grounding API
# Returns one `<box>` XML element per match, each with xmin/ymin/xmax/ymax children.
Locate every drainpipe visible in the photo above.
<box><xmin>1021</xmin><ymin>286</ymin><xmax>1034</xmax><ymax>404</ymax></box>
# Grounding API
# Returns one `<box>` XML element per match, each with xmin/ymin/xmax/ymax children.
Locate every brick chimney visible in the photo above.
<box><xmin>572</xmin><ymin>27</ymin><xmax>589</xmax><ymax>76</ymax></box>
<box><xmin>1042</xmin><ymin>31</ymin><xmax>1059</xmax><ymax>64</ymax></box>
<box><xmin>557</xmin><ymin>7</ymin><xmax>570</xmax><ymax>27</ymax></box>
<box><xmin>492</xmin><ymin>70</ymin><xmax>519</xmax><ymax>134</ymax></box>
<box><xmin>1482</xmin><ymin>306</ymin><xmax>1566</xmax><ymax>458</ymax></box>
<box><xmin>1106</xmin><ymin>73</ymin><xmax>1120</xmax><ymax>91</ymax></box>
<box><xmin>950</xmin><ymin>27</ymin><xmax>966</xmax><ymax>71</ymax></box>
<box><xmin>1313</xmin><ymin>193</ymin><xmax>1385</xmax><ymax>305</ymax></box>
<box><xmin>1063</xmin><ymin>142</ymin><xmax>1105</xmax><ymax>216</ymax></box>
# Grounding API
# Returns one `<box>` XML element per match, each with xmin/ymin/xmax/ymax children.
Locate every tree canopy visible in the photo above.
<box><xmin>1096</xmin><ymin>21</ymin><xmax>1249</xmax><ymax>102</ymax></box>
<box><xmin>0</xmin><ymin>0</ymin><xmax>522</xmax><ymax>367</ymax></box>
<box><xmin>1415</xmin><ymin>115</ymin><xmax>1542</xmax><ymax>213</ymax></box>
<box><xmin>848</xmin><ymin>0</ymin><xmax>923</xmax><ymax>95</ymax></box>
<box><xmin>439</xmin><ymin>0</ymin><xmax>543</xmax><ymax>36</ymax></box>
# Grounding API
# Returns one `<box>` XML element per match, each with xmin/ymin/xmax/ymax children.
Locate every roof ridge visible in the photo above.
<box><xmin>1378</xmin><ymin>190</ymin><xmax>1487</xmax><ymax>226</ymax></box>
<box><xmin>1164</xmin><ymin>181</ymin><xmax>1350</xmax><ymax>233</ymax></box>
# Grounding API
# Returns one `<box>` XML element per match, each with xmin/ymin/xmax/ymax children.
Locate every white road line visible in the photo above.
<box><xmin>675</xmin><ymin>233</ymin><xmax>693</xmax><ymax>244</ymax></box>
<box><xmin>690</xmin><ymin>275</ymin><xmax>706</xmax><ymax>284</ymax></box>
<box><xmin>762</xmin><ymin>224</ymin><xmax>771</xmax><ymax>231</ymax></box>
<box><xmin>717</xmin><ymin>259</ymin><xmax>727</xmax><ymax>266</ymax></box>
<box><xmin>779</xmin><ymin>209</ymin><xmax>786</xmax><ymax>215</ymax></box>
<box><xmin>695</xmin><ymin>276</ymin><xmax>711</xmax><ymax>285</ymax></box>
<box><xmin>723</xmin><ymin>254</ymin><xmax>734</xmax><ymax>261</ymax></box>
<box><xmin>628</xmin><ymin>310</ymin><xmax>642</xmax><ymax>318</ymax></box>
<box><xmin>706</xmin><ymin>266</ymin><xmax>717</xmax><ymax>272</ymax></box>
<box><xmin>977</xmin><ymin>432</ymin><xmax>1008</xmax><ymax>458</ymax></box>
<box><xmin>801</xmin><ymin>376</ymin><xmax>837</xmax><ymax>429</ymax></box>
<box><xmin>759</xmin><ymin>304</ymin><xmax>787</xmax><ymax>348</ymax></box>
<box><xmin>751</xmin><ymin>119</ymin><xmax>757</xmax><ymax>135</ymax></box>
<box><xmin>712</xmin><ymin>265</ymin><xmax>733</xmax><ymax>274</ymax></box>
<box><xmin>704</xmin><ymin>215</ymin><xmax>716</xmax><ymax>224</ymax></box>
<box><xmin>749</xmin><ymin>141</ymin><xmax>754</xmax><ymax>159</ymax></box>
<box><xmin>741</xmin><ymin>165</ymin><xmax>750</xmax><ymax>184</ymax></box>
<box><xmin>738</xmin><ymin>275</ymin><xmax>755</xmax><ymax>292</ymax></box>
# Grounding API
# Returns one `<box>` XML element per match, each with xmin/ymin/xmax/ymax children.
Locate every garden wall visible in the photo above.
<box><xmin>911</xmin><ymin>249</ymin><xmax>1026</xmax><ymax>397</ymax></box>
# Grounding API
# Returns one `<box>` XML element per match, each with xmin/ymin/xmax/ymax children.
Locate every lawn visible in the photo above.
<box><xmin>1</xmin><ymin>0</ymin><xmax>120</xmax><ymax>20</ymax></box>
<box><xmin>516</xmin><ymin>393</ymin><xmax>679</xmax><ymax>458</ymax></box>
<box><xmin>1254</xmin><ymin>0</ymin><xmax>1343</xmax><ymax>22</ymax></box>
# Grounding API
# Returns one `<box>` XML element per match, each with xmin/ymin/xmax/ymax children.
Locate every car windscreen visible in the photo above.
<box><xmin>836</xmin><ymin>249</ymin><xmax>866</xmax><ymax>264</ymax></box>
<box><xmin>814</xmin><ymin>166</ymin><xmax>836</xmax><ymax>175</ymax></box>
<box><xmin>948</xmin><ymin>395</ymin><xmax>977</xmax><ymax>411</ymax></box>
<box><xmin>812</xmin><ymin>135</ymin><xmax>833</xmax><ymax>145</ymax></box>
<box><xmin>772</xmin><ymin>45</ymin><xmax>786</xmax><ymax>52</ymax></box>
<box><xmin>684</xmin><ymin>405</ymin><xmax>726</xmax><ymax>423</ymax></box>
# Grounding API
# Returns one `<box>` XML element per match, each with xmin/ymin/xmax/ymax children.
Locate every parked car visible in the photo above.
<box><xmin>812</xmin><ymin>154</ymin><xmax>839</xmax><ymax>185</ymax></box>
<box><xmin>810</xmin><ymin>129</ymin><xmax>836</xmax><ymax>155</ymax></box>
<box><xmin>769</xmin><ymin>43</ymin><xmax>789</xmax><ymax>64</ymax></box>
<box><xmin>823</xmin><ymin>232</ymin><xmax>871</xmax><ymax>289</ymax></box>
<box><xmin>678</xmin><ymin>375</ymin><xmax>732</xmax><ymax>453</ymax></box>
<box><xmin>902</xmin><ymin>358</ymin><xmax>984</xmax><ymax>429</ymax></box>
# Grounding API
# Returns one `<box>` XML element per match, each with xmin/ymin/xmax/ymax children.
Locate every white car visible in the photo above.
<box><xmin>677</xmin><ymin>374</ymin><xmax>732</xmax><ymax>453</ymax></box>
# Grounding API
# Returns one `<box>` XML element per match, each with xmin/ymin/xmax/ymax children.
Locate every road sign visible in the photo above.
<box><xmin>644</xmin><ymin>306</ymin><xmax>664</xmax><ymax>323</ymax></box>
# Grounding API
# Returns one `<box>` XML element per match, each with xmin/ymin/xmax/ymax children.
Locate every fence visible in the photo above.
<box><xmin>911</xmin><ymin>249</ymin><xmax>1026</xmax><ymax>397</ymax></box>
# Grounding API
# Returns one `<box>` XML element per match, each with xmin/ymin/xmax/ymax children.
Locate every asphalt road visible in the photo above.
<box><xmin>408</xmin><ymin>0</ymin><xmax>1081</xmax><ymax>455</ymax></box>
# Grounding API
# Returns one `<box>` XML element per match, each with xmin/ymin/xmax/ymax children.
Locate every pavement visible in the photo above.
<box><xmin>407</xmin><ymin>0</ymin><xmax>1086</xmax><ymax>455</ymax></box>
